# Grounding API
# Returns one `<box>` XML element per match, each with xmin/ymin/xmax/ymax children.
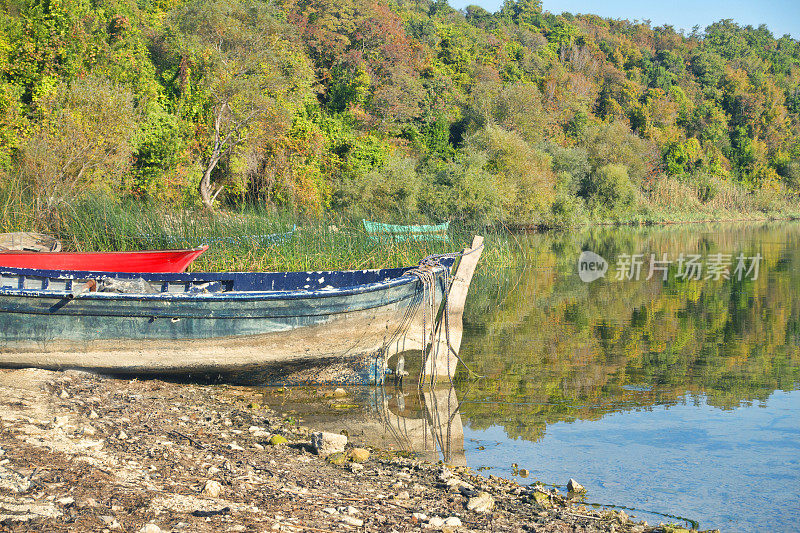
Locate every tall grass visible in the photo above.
<box><xmin>0</xmin><ymin>193</ymin><xmax>512</xmax><ymax>272</ymax></box>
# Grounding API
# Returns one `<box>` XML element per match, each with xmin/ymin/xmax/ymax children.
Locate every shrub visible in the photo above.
<box><xmin>581</xmin><ymin>164</ymin><xmax>637</xmax><ymax>215</ymax></box>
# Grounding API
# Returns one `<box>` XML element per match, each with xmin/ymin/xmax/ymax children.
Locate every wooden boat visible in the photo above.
<box><xmin>363</xmin><ymin>220</ymin><xmax>449</xmax><ymax>242</ymax></box>
<box><xmin>0</xmin><ymin>237</ymin><xmax>483</xmax><ymax>384</ymax></box>
<box><xmin>0</xmin><ymin>246</ymin><xmax>209</xmax><ymax>273</ymax></box>
<box><xmin>0</xmin><ymin>232</ymin><xmax>61</xmax><ymax>252</ymax></box>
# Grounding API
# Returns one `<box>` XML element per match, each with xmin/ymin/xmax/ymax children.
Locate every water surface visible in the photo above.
<box><xmin>457</xmin><ymin>222</ymin><xmax>800</xmax><ymax>532</ymax></box>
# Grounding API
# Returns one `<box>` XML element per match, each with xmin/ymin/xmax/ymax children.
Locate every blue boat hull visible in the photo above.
<box><xmin>0</xmin><ymin>262</ymin><xmax>452</xmax><ymax>384</ymax></box>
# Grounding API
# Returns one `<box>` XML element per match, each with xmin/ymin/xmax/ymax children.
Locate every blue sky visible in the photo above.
<box><xmin>447</xmin><ymin>0</ymin><xmax>800</xmax><ymax>39</ymax></box>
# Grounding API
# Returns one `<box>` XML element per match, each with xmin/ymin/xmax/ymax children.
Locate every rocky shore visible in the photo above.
<box><xmin>0</xmin><ymin>369</ymin><xmax>714</xmax><ymax>532</ymax></box>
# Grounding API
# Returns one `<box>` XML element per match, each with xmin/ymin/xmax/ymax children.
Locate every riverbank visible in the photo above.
<box><xmin>0</xmin><ymin>368</ymin><xmax>716</xmax><ymax>532</ymax></box>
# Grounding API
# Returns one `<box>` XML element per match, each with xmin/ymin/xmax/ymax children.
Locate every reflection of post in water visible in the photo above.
<box><xmin>379</xmin><ymin>384</ymin><xmax>466</xmax><ymax>466</ymax></box>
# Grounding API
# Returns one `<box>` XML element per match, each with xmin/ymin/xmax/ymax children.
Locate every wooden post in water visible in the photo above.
<box><xmin>423</xmin><ymin>235</ymin><xmax>484</xmax><ymax>381</ymax></box>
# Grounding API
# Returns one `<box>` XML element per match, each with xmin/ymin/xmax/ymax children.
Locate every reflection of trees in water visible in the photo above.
<box><xmin>458</xmin><ymin>223</ymin><xmax>800</xmax><ymax>443</ymax></box>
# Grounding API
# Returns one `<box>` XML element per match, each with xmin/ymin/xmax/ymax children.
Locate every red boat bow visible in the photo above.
<box><xmin>0</xmin><ymin>245</ymin><xmax>209</xmax><ymax>273</ymax></box>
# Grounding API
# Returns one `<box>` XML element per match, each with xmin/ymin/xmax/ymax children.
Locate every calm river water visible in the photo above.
<box><xmin>264</xmin><ymin>222</ymin><xmax>800</xmax><ymax>532</ymax></box>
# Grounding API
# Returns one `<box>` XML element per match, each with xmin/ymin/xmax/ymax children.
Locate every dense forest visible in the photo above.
<box><xmin>1</xmin><ymin>0</ymin><xmax>800</xmax><ymax>227</ymax></box>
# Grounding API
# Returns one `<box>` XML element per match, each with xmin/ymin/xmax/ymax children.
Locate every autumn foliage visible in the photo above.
<box><xmin>1</xmin><ymin>0</ymin><xmax>799</xmax><ymax>224</ymax></box>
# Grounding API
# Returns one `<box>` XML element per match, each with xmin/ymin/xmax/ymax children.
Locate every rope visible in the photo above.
<box><xmin>404</xmin><ymin>242</ymin><xmax>485</xmax><ymax>388</ymax></box>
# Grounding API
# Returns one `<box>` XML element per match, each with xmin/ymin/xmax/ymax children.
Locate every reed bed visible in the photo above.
<box><xmin>0</xmin><ymin>193</ymin><xmax>515</xmax><ymax>273</ymax></box>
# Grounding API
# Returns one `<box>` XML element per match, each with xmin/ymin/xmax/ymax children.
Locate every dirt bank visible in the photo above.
<box><xmin>0</xmin><ymin>369</ymin><xmax>713</xmax><ymax>532</ymax></box>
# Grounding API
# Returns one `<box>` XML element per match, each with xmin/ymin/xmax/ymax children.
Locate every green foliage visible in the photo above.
<box><xmin>580</xmin><ymin>163</ymin><xmax>637</xmax><ymax>215</ymax></box>
<box><xmin>19</xmin><ymin>76</ymin><xmax>139</xmax><ymax>220</ymax></box>
<box><xmin>0</xmin><ymin>0</ymin><xmax>798</xmax><ymax>225</ymax></box>
<box><xmin>131</xmin><ymin>104</ymin><xmax>184</xmax><ymax>199</ymax></box>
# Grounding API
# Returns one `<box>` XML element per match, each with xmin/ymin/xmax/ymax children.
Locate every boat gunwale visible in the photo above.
<box><xmin>0</xmin><ymin>245</ymin><xmax>210</xmax><ymax>256</ymax></box>
<box><xmin>0</xmin><ymin>263</ymin><xmax>450</xmax><ymax>302</ymax></box>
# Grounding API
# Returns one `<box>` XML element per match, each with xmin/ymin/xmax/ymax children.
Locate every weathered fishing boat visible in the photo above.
<box><xmin>363</xmin><ymin>220</ymin><xmax>449</xmax><ymax>242</ymax></box>
<box><xmin>0</xmin><ymin>237</ymin><xmax>483</xmax><ymax>385</ymax></box>
<box><xmin>0</xmin><ymin>246</ymin><xmax>209</xmax><ymax>273</ymax></box>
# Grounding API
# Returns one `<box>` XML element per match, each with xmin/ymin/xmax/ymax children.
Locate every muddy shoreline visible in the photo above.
<box><xmin>0</xmin><ymin>369</ymin><xmax>713</xmax><ymax>532</ymax></box>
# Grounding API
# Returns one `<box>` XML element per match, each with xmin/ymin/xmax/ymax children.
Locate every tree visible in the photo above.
<box><xmin>19</xmin><ymin>77</ymin><xmax>139</xmax><ymax>218</ymax></box>
<box><xmin>175</xmin><ymin>0</ymin><xmax>313</xmax><ymax>209</ymax></box>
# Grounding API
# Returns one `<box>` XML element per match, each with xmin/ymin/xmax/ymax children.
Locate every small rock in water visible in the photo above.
<box><xmin>333</xmin><ymin>388</ymin><xmax>348</xmax><ymax>397</ymax></box>
<box><xmin>518</xmin><ymin>468</ymin><xmax>529</xmax><ymax>478</ymax></box>
<box><xmin>310</xmin><ymin>431</ymin><xmax>347</xmax><ymax>455</ymax></box>
<box><xmin>202</xmin><ymin>480</ymin><xmax>222</xmax><ymax>498</ymax></box>
<box><xmin>567</xmin><ymin>478</ymin><xmax>586</xmax><ymax>493</ymax></box>
<box><xmin>466</xmin><ymin>491</ymin><xmax>495</xmax><ymax>513</ymax></box>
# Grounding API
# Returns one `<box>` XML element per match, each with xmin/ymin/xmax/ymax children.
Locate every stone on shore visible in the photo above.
<box><xmin>269</xmin><ymin>434</ymin><xmax>288</xmax><ymax>446</ymax></box>
<box><xmin>310</xmin><ymin>431</ymin><xmax>347</xmax><ymax>455</ymax></box>
<box><xmin>444</xmin><ymin>516</ymin><xmax>462</xmax><ymax>526</ymax></box>
<box><xmin>347</xmin><ymin>447</ymin><xmax>370</xmax><ymax>463</ymax></box>
<box><xmin>467</xmin><ymin>491</ymin><xmax>495</xmax><ymax>513</ymax></box>
<box><xmin>202</xmin><ymin>480</ymin><xmax>222</xmax><ymax>498</ymax></box>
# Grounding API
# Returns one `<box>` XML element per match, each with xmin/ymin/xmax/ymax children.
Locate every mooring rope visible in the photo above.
<box><xmin>404</xmin><ymin>243</ymin><xmax>485</xmax><ymax>388</ymax></box>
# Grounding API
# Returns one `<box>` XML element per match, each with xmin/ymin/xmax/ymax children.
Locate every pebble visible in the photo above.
<box><xmin>444</xmin><ymin>516</ymin><xmax>462</xmax><ymax>526</ymax></box>
<box><xmin>323</xmin><ymin>508</ymin><xmax>338</xmax><ymax>515</ymax></box>
<box><xmin>60</xmin><ymin>390</ymin><xmax>70</xmax><ymax>399</ymax></box>
<box><xmin>269</xmin><ymin>435</ymin><xmax>288</xmax><ymax>446</ymax></box>
<box><xmin>333</xmin><ymin>388</ymin><xmax>348</xmax><ymax>397</ymax></box>
<box><xmin>428</xmin><ymin>516</ymin><xmax>445</xmax><ymax>527</ymax></box>
<box><xmin>348</xmin><ymin>463</ymin><xmax>364</xmax><ymax>473</ymax></box>
<box><xmin>118</xmin><ymin>431</ymin><xmax>128</xmax><ymax>440</ymax></box>
<box><xmin>202</xmin><ymin>480</ymin><xmax>222</xmax><ymax>498</ymax></box>
<box><xmin>138</xmin><ymin>525</ymin><xmax>162</xmax><ymax>533</ymax></box>
<box><xmin>326</xmin><ymin>452</ymin><xmax>348</xmax><ymax>465</ymax></box>
<box><xmin>89</xmin><ymin>410</ymin><xmax>99</xmax><ymax>419</ymax></box>
<box><xmin>228</xmin><ymin>442</ymin><xmax>244</xmax><ymax>451</ymax></box>
<box><xmin>347</xmin><ymin>448</ymin><xmax>370</xmax><ymax>463</ymax></box>
<box><xmin>56</xmin><ymin>497</ymin><xmax>74</xmax><ymax>506</ymax></box>
<box><xmin>310</xmin><ymin>431</ymin><xmax>347</xmax><ymax>455</ymax></box>
<box><xmin>100</xmin><ymin>516</ymin><xmax>122</xmax><ymax>530</ymax></box>
<box><xmin>339</xmin><ymin>515</ymin><xmax>363</xmax><ymax>527</ymax></box>
<box><xmin>412</xmin><ymin>512</ymin><xmax>428</xmax><ymax>521</ymax></box>
<box><xmin>466</xmin><ymin>491</ymin><xmax>495</xmax><ymax>513</ymax></box>
<box><xmin>395</xmin><ymin>491</ymin><xmax>410</xmax><ymax>500</ymax></box>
